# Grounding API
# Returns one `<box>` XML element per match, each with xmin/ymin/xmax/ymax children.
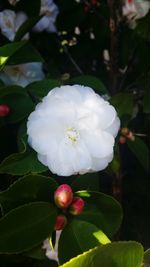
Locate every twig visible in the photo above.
<box><xmin>63</xmin><ymin>46</ymin><xmax>84</xmax><ymax>75</ymax></box>
<box><xmin>118</xmin><ymin>48</ymin><xmax>137</xmax><ymax>91</ymax></box>
<box><xmin>107</xmin><ymin>0</ymin><xmax>122</xmax><ymax>95</ymax></box>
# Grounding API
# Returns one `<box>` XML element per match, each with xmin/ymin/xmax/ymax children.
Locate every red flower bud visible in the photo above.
<box><xmin>0</xmin><ymin>104</ymin><xmax>10</xmax><ymax>117</ymax></box>
<box><xmin>119</xmin><ymin>136</ymin><xmax>126</xmax><ymax>144</ymax></box>
<box><xmin>126</xmin><ymin>131</ymin><xmax>135</xmax><ymax>141</ymax></box>
<box><xmin>128</xmin><ymin>0</ymin><xmax>133</xmax><ymax>4</ymax></box>
<box><xmin>120</xmin><ymin>127</ymin><xmax>129</xmax><ymax>136</ymax></box>
<box><xmin>69</xmin><ymin>197</ymin><xmax>85</xmax><ymax>215</ymax></box>
<box><xmin>54</xmin><ymin>214</ymin><xmax>67</xmax><ymax>231</ymax></box>
<box><xmin>54</xmin><ymin>184</ymin><xmax>73</xmax><ymax>209</ymax></box>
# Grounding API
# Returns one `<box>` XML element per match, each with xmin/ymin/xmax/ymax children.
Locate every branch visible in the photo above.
<box><xmin>107</xmin><ymin>0</ymin><xmax>122</xmax><ymax>95</ymax></box>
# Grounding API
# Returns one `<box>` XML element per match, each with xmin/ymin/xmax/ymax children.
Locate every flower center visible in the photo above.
<box><xmin>66</xmin><ymin>127</ymin><xmax>79</xmax><ymax>144</ymax></box>
<box><xmin>5</xmin><ymin>18</ymin><xmax>14</xmax><ymax>29</ymax></box>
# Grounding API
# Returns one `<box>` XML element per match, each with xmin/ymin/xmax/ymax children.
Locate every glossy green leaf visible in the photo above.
<box><xmin>0</xmin><ymin>139</ymin><xmax>48</xmax><ymax>175</ymax></box>
<box><xmin>0</xmin><ymin>85</ymin><xmax>34</xmax><ymax>123</ymax></box>
<box><xmin>71</xmin><ymin>173</ymin><xmax>99</xmax><ymax>192</ymax></box>
<box><xmin>135</xmin><ymin>13</ymin><xmax>150</xmax><ymax>42</ymax></box>
<box><xmin>0</xmin><ymin>202</ymin><xmax>57</xmax><ymax>253</ymax></box>
<box><xmin>127</xmin><ymin>137</ymin><xmax>150</xmax><ymax>172</ymax></box>
<box><xmin>59</xmin><ymin>241</ymin><xmax>143</xmax><ymax>267</ymax></box>
<box><xmin>24</xmin><ymin>245</ymin><xmax>47</xmax><ymax>260</ymax></box>
<box><xmin>75</xmin><ymin>191</ymin><xmax>122</xmax><ymax>237</ymax></box>
<box><xmin>26</xmin><ymin>79</ymin><xmax>62</xmax><ymax>99</ymax></box>
<box><xmin>0</xmin><ymin>41</ymin><xmax>27</xmax><ymax>68</ymax></box>
<box><xmin>110</xmin><ymin>92</ymin><xmax>133</xmax><ymax>117</ymax></box>
<box><xmin>7</xmin><ymin>42</ymin><xmax>43</xmax><ymax>65</ymax></box>
<box><xmin>144</xmin><ymin>249</ymin><xmax>150</xmax><ymax>264</ymax></box>
<box><xmin>58</xmin><ymin>220</ymin><xmax>110</xmax><ymax>264</ymax></box>
<box><xmin>68</xmin><ymin>75</ymin><xmax>108</xmax><ymax>94</ymax></box>
<box><xmin>0</xmin><ymin>174</ymin><xmax>58</xmax><ymax>213</ymax></box>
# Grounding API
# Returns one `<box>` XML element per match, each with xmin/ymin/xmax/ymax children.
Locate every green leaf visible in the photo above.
<box><xmin>7</xmin><ymin>42</ymin><xmax>43</xmax><ymax>65</ymax></box>
<box><xmin>0</xmin><ymin>202</ymin><xmax>57</xmax><ymax>254</ymax></box>
<box><xmin>24</xmin><ymin>245</ymin><xmax>47</xmax><ymax>260</ymax></box>
<box><xmin>0</xmin><ymin>174</ymin><xmax>58</xmax><ymax>214</ymax></box>
<box><xmin>0</xmin><ymin>41</ymin><xmax>27</xmax><ymax>68</ymax></box>
<box><xmin>127</xmin><ymin>137</ymin><xmax>150</xmax><ymax>172</ymax></box>
<box><xmin>0</xmin><ymin>85</ymin><xmax>34</xmax><ymax>123</ymax></box>
<box><xmin>143</xmin><ymin>81</ymin><xmax>150</xmax><ymax>113</ymax></box>
<box><xmin>15</xmin><ymin>16</ymin><xmax>43</xmax><ymax>41</ymax></box>
<box><xmin>75</xmin><ymin>191</ymin><xmax>123</xmax><ymax>237</ymax></box>
<box><xmin>68</xmin><ymin>75</ymin><xmax>108</xmax><ymax>94</ymax></box>
<box><xmin>144</xmin><ymin>249</ymin><xmax>150</xmax><ymax>264</ymax></box>
<box><xmin>58</xmin><ymin>220</ymin><xmax>110</xmax><ymax>264</ymax></box>
<box><xmin>110</xmin><ymin>92</ymin><xmax>133</xmax><ymax>117</ymax></box>
<box><xmin>135</xmin><ymin>13</ymin><xmax>150</xmax><ymax>42</ymax></box>
<box><xmin>0</xmin><ymin>138</ymin><xmax>48</xmax><ymax>175</ymax></box>
<box><xmin>26</xmin><ymin>79</ymin><xmax>62</xmax><ymax>99</ymax></box>
<box><xmin>59</xmin><ymin>241</ymin><xmax>143</xmax><ymax>267</ymax></box>
<box><xmin>71</xmin><ymin>173</ymin><xmax>99</xmax><ymax>192</ymax></box>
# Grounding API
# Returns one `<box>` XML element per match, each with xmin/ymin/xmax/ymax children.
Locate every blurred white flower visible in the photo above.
<box><xmin>123</xmin><ymin>0</ymin><xmax>150</xmax><ymax>29</ymax></box>
<box><xmin>0</xmin><ymin>63</ymin><xmax>45</xmax><ymax>87</ymax></box>
<box><xmin>0</xmin><ymin>9</ymin><xmax>28</xmax><ymax>41</ymax></box>
<box><xmin>33</xmin><ymin>0</ymin><xmax>59</xmax><ymax>33</ymax></box>
<box><xmin>42</xmin><ymin>231</ymin><xmax>61</xmax><ymax>262</ymax></box>
<box><xmin>27</xmin><ymin>85</ymin><xmax>120</xmax><ymax>176</ymax></box>
<box><xmin>8</xmin><ymin>0</ymin><xmax>20</xmax><ymax>5</ymax></box>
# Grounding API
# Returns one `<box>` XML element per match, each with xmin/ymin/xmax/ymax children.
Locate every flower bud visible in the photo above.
<box><xmin>54</xmin><ymin>184</ymin><xmax>73</xmax><ymax>208</ymax></box>
<box><xmin>54</xmin><ymin>214</ymin><xmax>67</xmax><ymax>231</ymax></box>
<box><xmin>0</xmin><ymin>104</ymin><xmax>10</xmax><ymax>117</ymax></box>
<box><xmin>120</xmin><ymin>127</ymin><xmax>129</xmax><ymax>136</ymax></box>
<box><xmin>119</xmin><ymin>136</ymin><xmax>126</xmax><ymax>144</ymax></box>
<box><xmin>69</xmin><ymin>197</ymin><xmax>85</xmax><ymax>215</ymax></box>
<box><xmin>126</xmin><ymin>131</ymin><xmax>135</xmax><ymax>141</ymax></box>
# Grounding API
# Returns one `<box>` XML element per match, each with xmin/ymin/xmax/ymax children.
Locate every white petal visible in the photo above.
<box><xmin>92</xmin><ymin>153</ymin><xmax>113</xmax><ymax>171</ymax></box>
<box><xmin>106</xmin><ymin>116</ymin><xmax>120</xmax><ymax>137</ymax></box>
<box><xmin>38</xmin><ymin>154</ymin><xmax>48</xmax><ymax>166</ymax></box>
<box><xmin>82</xmin><ymin>130</ymin><xmax>114</xmax><ymax>158</ymax></box>
<box><xmin>15</xmin><ymin>12</ymin><xmax>28</xmax><ymax>31</ymax></box>
<box><xmin>33</xmin><ymin>16</ymin><xmax>50</xmax><ymax>32</ymax></box>
<box><xmin>55</xmin><ymin>138</ymin><xmax>92</xmax><ymax>176</ymax></box>
<box><xmin>49</xmin><ymin>85</ymin><xmax>82</xmax><ymax>104</ymax></box>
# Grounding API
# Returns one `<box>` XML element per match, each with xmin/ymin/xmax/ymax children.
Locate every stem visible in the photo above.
<box><xmin>112</xmin><ymin>170</ymin><xmax>123</xmax><ymax>203</ymax></box>
<box><xmin>63</xmin><ymin>46</ymin><xmax>84</xmax><ymax>75</ymax></box>
<box><xmin>118</xmin><ymin>48</ymin><xmax>137</xmax><ymax>91</ymax></box>
<box><xmin>112</xmin><ymin>144</ymin><xmax>123</xmax><ymax>204</ymax></box>
<box><xmin>107</xmin><ymin>0</ymin><xmax>121</xmax><ymax>95</ymax></box>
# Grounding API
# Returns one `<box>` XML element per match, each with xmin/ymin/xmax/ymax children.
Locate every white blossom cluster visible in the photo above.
<box><xmin>0</xmin><ymin>0</ymin><xmax>59</xmax><ymax>41</ymax></box>
<box><xmin>27</xmin><ymin>85</ymin><xmax>120</xmax><ymax>176</ymax></box>
<box><xmin>123</xmin><ymin>0</ymin><xmax>150</xmax><ymax>29</ymax></box>
<box><xmin>0</xmin><ymin>0</ymin><xmax>59</xmax><ymax>87</ymax></box>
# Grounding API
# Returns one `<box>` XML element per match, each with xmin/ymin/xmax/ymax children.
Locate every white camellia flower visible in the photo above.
<box><xmin>33</xmin><ymin>0</ymin><xmax>59</xmax><ymax>33</ymax></box>
<box><xmin>27</xmin><ymin>85</ymin><xmax>120</xmax><ymax>176</ymax></box>
<box><xmin>0</xmin><ymin>63</ymin><xmax>45</xmax><ymax>87</ymax></box>
<box><xmin>8</xmin><ymin>0</ymin><xmax>20</xmax><ymax>5</ymax></box>
<box><xmin>123</xmin><ymin>0</ymin><xmax>150</xmax><ymax>29</ymax></box>
<box><xmin>42</xmin><ymin>231</ymin><xmax>61</xmax><ymax>262</ymax></box>
<box><xmin>0</xmin><ymin>9</ymin><xmax>28</xmax><ymax>41</ymax></box>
